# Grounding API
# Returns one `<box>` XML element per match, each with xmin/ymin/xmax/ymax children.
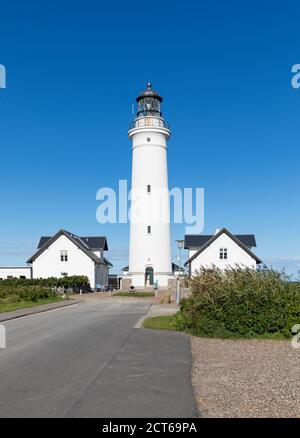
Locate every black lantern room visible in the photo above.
<box><xmin>136</xmin><ymin>83</ymin><xmax>163</xmax><ymax>117</ymax></box>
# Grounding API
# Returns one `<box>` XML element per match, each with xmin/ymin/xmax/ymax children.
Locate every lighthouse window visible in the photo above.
<box><xmin>147</xmin><ymin>184</ymin><xmax>151</xmax><ymax>193</ymax></box>
<box><xmin>219</xmin><ymin>248</ymin><xmax>228</xmax><ymax>260</ymax></box>
<box><xmin>147</xmin><ymin>226</ymin><xmax>151</xmax><ymax>234</ymax></box>
<box><xmin>147</xmin><ymin>137</ymin><xmax>151</xmax><ymax>142</ymax></box>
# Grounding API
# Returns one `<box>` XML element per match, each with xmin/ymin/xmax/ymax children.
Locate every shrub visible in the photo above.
<box><xmin>0</xmin><ymin>285</ymin><xmax>56</xmax><ymax>302</ymax></box>
<box><xmin>0</xmin><ymin>275</ymin><xmax>90</xmax><ymax>306</ymax></box>
<box><xmin>174</xmin><ymin>267</ymin><xmax>300</xmax><ymax>339</ymax></box>
<box><xmin>0</xmin><ymin>275</ymin><xmax>90</xmax><ymax>291</ymax></box>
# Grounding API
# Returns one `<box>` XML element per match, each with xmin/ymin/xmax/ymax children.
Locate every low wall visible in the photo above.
<box><xmin>0</xmin><ymin>267</ymin><xmax>32</xmax><ymax>280</ymax></box>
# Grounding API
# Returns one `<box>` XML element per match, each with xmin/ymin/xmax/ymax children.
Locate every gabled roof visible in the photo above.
<box><xmin>172</xmin><ymin>262</ymin><xmax>185</xmax><ymax>272</ymax></box>
<box><xmin>184</xmin><ymin>228</ymin><xmax>262</xmax><ymax>266</ymax></box>
<box><xmin>27</xmin><ymin>229</ymin><xmax>107</xmax><ymax>264</ymax></box>
<box><xmin>103</xmin><ymin>258</ymin><xmax>113</xmax><ymax>268</ymax></box>
<box><xmin>185</xmin><ymin>234</ymin><xmax>256</xmax><ymax>249</ymax></box>
<box><xmin>37</xmin><ymin>235</ymin><xmax>108</xmax><ymax>251</ymax></box>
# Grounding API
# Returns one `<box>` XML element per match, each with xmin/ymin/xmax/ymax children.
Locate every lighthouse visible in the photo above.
<box><xmin>127</xmin><ymin>83</ymin><xmax>173</xmax><ymax>288</ymax></box>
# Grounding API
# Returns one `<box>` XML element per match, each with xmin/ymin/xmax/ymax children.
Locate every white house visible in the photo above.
<box><xmin>184</xmin><ymin>228</ymin><xmax>262</xmax><ymax>275</ymax></box>
<box><xmin>27</xmin><ymin>229</ymin><xmax>112</xmax><ymax>290</ymax></box>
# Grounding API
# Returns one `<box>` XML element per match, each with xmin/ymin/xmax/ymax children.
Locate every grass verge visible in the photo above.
<box><xmin>143</xmin><ymin>315</ymin><xmax>177</xmax><ymax>330</ymax></box>
<box><xmin>0</xmin><ymin>296</ymin><xmax>64</xmax><ymax>314</ymax></box>
<box><xmin>113</xmin><ymin>291</ymin><xmax>155</xmax><ymax>297</ymax></box>
<box><xmin>143</xmin><ymin>314</ymin><xmax>287</xmax><ymax>340</ymax></box>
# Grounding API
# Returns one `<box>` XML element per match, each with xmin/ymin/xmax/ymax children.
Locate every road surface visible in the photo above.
<box><xmin>0</xmin><ymin>300</ymin><xmax>198</xmax><ymax>417</ymax></box>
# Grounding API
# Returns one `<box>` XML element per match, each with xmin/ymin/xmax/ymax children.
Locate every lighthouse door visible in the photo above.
<box><xmin>145</xmin><ymin>267</ymin><xmax>154</xmax><ymax>287</ymax></box>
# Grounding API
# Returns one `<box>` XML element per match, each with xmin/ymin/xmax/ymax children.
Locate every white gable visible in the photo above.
<box><xmin>189</xmin><ymin>232</ymin><xmax>257</xmax><ymax>274</ymax></box>
<box><xmin>31</xmin><ymin>235</ymin><xmax>96</xmax><ymax>287</ymax></box>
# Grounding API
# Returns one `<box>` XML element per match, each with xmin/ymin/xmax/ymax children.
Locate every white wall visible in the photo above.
<box><xmin>93</xmin><ymin>250</ymin><xmax>102</xmax><ymax>259</ymax></box>
<box><xmin>187</xmin><ymin>248</ymin><xmax>199</xmax><ymax>260</ymax></box>
<box><xmin>190</xmin><ymin>233</ymin><xmax>257</xmax><ymax>274</ymax></box>
<box><xmin>128</xmin><ymin>123</ymin><xmax>173</xmax><ymax>287</ymax></box>
<box><xmin>31</xmin><ymin>235</ymin><xmax>96</xmax><ymax>288</ymax></box>
<box><xmin>0</xmin><ymin>267</ymin><xmax>32</xmax><ymax>280</ymax></box>
<box><xmin>129</xmin><ymin>272</ymin><xmax>173</xmax><ymax>288</ymax></box>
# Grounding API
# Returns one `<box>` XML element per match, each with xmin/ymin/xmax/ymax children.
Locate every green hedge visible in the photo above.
<box><xmin>0</xmin><ymin>275</ymin><xmax>90</xmax><ymax>306</ymax></box>
<box><xmin>0</xmin><ymin>285</ymin><xmax>56</xmax><ymax>304</ymax></box>
<box><xmin>0</xmin><ymin>275</ymin><xmax>90</xmax><ymax>291</ymax></box>
<box><xmin>174</xmin><ymin>267</ymin><xmax>300</xmax><ymax>339</ymax></box>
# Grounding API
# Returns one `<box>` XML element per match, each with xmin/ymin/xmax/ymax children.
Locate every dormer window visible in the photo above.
<box><xmin>219</xmin><ymin>248</ymin><xmax>228</xmax><ymax>260</ymax></box>
<box><xmin>60</xmin><ymin>250</ymin><xmax>68</xmax><ymax>262</ymax></box>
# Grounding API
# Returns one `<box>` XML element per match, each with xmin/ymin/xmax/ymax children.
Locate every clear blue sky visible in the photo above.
<box><xmin>0</xmin><ymin>0</ymin><xmax>299</xmax><ymax>276</ymax></box>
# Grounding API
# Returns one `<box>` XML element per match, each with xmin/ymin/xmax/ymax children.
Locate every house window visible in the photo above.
<box><xmin>147</xmin><ymin>226</ymin><xmax>151</xmax><ymax>234</ymax></box>
<box><xmin>60</xmin><ymin>250</ymin><xmax>68</xmax><ymax>262</ymax></box>
<box><xmin>219</xmin><ymin>248</ymin><xmax>228</xmax><ymax>260</ymax></box>
<box><xmin>147</xmin><ymin>184</ymin><xmax>151</xmax><ymax>193</ymax></box>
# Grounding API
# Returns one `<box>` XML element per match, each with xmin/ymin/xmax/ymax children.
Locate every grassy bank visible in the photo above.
<box><xmin>0</xmin><ymin>283</ymin><xmax>67</xmax><ymax>314</ymax></box>
<box><xmin>113</xmin><ymin>291</ymin><xmax>154</xmax><ymax>297</ymax></box>
<box><xmin>143</xmin><ymin>314</ymin><xmax>287</xmax><ymax>340</ymax></box>
<box><xmin>143</xmin><ymin>315</ymin><xmax>176</xmax><ymax>330</ymax></box>
<box><xmin>0</xmin><ymin>295</ymin><xmax>63</xmax><ymax>313</ymax></box>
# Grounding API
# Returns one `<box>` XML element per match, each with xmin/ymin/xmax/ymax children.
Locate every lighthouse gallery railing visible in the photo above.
<box><xmin>129</xmin><ymin>116</ymin><xmax>170</xmax><ymax>131</ymax></box>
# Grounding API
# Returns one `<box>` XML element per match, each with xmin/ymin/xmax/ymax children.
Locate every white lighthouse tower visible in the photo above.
<box><xmin>127</xmin><ymin>83</ymin><xmax>173</xmax><ymax>288</ymax></box>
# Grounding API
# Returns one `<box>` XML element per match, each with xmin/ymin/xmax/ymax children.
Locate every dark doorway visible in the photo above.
<box><xmin>145</xmin><ymin>266</ymin><xmax>154</xmax><ymax>287</ymax></box>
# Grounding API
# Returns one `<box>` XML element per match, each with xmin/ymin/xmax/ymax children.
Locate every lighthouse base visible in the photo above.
<box><xmin>121</xmin><ymin>272</ymin><xmax>175</xmax><ymax>289</ymax></box>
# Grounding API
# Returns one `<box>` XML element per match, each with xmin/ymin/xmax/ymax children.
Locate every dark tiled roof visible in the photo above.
<box><xmin>172</xmin><ymin>262</ymin><xmax>184</xmax><ymax>272</ymax></box>
<box><xmin>122</xmin><ymin>266</ymin><xmax>129</xmax><ymax>271</ymax></box>
<box><xmin>103</xmin><ymin>258</ymin><xmax>113</xmax><ymax>267</ymax></box>
<box><xmin>185</xmin><ymin>234</ymin><xmax>256</xmax><ymax>249</ymax></box>
<box><xmin>38</xmin><ymin>235</ymin><xmax>108</xmax><ymax>250</ymax></box>
<box><xmin>37</xmin><ymin>237</ymin><xmax>52</xmax><ymax>248</ymax></box>
<box><xmin>79</xmin><ymin>237</ymin><xmax>108</xmax><ymax>250</ymax></box>
<box><xmin>28</xmin><ymin>229</ymin><xmax>109</xmax><ymax>264</ymax></box>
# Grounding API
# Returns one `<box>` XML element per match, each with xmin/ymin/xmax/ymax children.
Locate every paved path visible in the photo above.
<box><xmin>0</xmin><ymin>301</ymin><xmax>197</xmax><ymax>418</ymax></box>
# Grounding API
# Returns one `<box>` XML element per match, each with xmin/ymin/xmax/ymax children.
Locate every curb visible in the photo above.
<box><xmin>0</xmin><ymin>299</ymin><xmax>81</xmax><ymax>322</ymax></box>
<box><xmin>134</xmin><ymin>304</ymin><xmax>153</xmax><ymax>328</ymax></box>
<box><xmin>135</xmin><ymin>303</ymin><xmax>179</xmax><ymax>329</ymax></box>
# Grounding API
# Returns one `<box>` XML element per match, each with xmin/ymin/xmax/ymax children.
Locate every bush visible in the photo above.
<box><xmin>0</xmin><ymin>275</ymin><xmax>90</xmax><ymax>306</ymax></box>
<box><xmin>0</xmin><ymin>285</ymin><xmax>56</xmax><ymax>302</ymax></box>
<box><xmin>0</xmin><ymin>275</ymin><xmax>90</xmax><ymax>291</ymax></box>
<box><xmin>174</xmin><ymin>267</ymin><xmax>300</xmax><ymax>339</ymax></box>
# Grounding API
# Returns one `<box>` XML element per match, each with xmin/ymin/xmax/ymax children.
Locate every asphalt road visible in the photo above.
<box><xmin>0</xmin><ymin>301</ymin><xmax>198</xmax><ymax>418</ymax></box>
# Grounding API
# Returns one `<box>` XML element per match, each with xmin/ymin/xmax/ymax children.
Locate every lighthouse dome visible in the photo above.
<box><xmin>136</xmin><ymin>82</ymin><xmax>163</xmax><ymax>103</ymax></box>
<box><xmin>136</xmin><ymin>82</ymin><xmax>163</xmax><ymax>117</ymax></box>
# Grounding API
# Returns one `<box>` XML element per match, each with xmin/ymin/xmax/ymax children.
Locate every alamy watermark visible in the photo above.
<box><xmin>96</xmin><ymin>180</ymin><xmax>204</xmax><ymax>234</ymax></box>
<box><xmin>0</xmin><ymin>64</ymin><xmax>6</xmax><ymax>89</ymax></box>
<box><xmin>0</xmin><ymin>324</ymin><xmax>6</xmax><ymax>348</ymax></box>
<box><xmin>291</xmin><ymin>64</ymin><xmax>300</xmax><ymax>89</ymax></box>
